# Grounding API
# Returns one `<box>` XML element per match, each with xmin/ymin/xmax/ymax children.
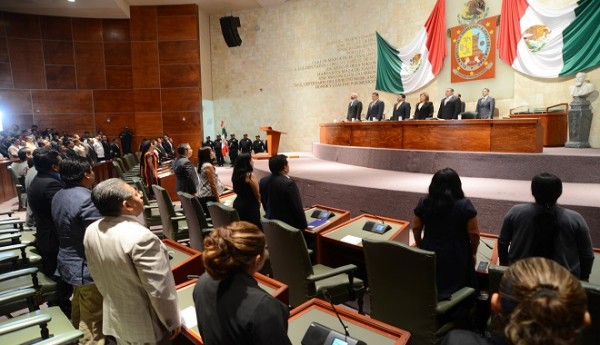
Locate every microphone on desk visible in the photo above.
<box><xmin>323</xmin><ymin>289</ymin><xmax>350</xmax><ymax>337</ymax></box>
<box><xmin>359</xmin><ymin>210</ymin><xmax>392</xmax><ymax>234</ymax></box>
<box><xmin>187</xmin><ymin>275</ymin><xmax>200</xmax><ymax>280</ymax></box>
<box><xmin>300</xmin><ymin>290</ymin><xmax>367</xmax><ymax>345</ymax></box>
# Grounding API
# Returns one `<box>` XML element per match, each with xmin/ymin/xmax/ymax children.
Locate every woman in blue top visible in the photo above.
<box><xmin>412</xmin><ymin>167</ymin><xmax>480</xmax><ymax>300</ymax></box>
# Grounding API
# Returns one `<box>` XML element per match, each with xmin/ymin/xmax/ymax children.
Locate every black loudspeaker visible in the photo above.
<box><xmin>220</xmin><ymin>16</ymin><xmax>242</xmax><ymax>47</ymax></box>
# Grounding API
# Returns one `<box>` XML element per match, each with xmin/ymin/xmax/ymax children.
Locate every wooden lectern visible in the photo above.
<box><xmin>254</xmin><ymin>126</ymin><xmax>286</xmax><ymax>160</ymax></box>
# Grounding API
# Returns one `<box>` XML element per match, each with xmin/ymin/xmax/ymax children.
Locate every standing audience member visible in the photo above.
<box><xmin>213</xmin><ymin>135</ymin><xmax>224</xmax><ymax>167</ymax></box>
<box><xmin>412</xmin><ymin>167</ymin><xmax>480</xmax><ymax>300</ymax></box>
<box><xmin>27</xmin><ymin>147</ymin><xmax>71</xmax><ymax>315</ymax></box>
<box><xmin>119</xmin><ymin>127</ymin><xmax>133</xmax><ymax>154</ymax></box>
<box><xmin>10</xmin><ymin>147</ymin><xmax>31</xmax><ymax>186</ymax></box>
<box><xmin>52</xmin><ymin>157</ymin><xmax>104</xmax><ymax>344</ymax></box>
<box><xmin>162</xmin><ymin>134</ymin><xmax>174</xmax><ymax>158</ymax></box>
<box><xmin>252</xmin><ymin>135</ymin><xmax>265</xmax><ymax>154</ymax></box>
<box><xmin>259</xmin><ymin>154</ymin><xmax>307</xmax><ymax>230</ymax></box>
<box><xmin>232</xmin><ymin>153</ymin><xmax>261</xmax><ymax>229</ymax></box>
<box><xmin>110</xmin><ymin>138</ymin><xmax>121</xmax><ymax>158</ymax></box>
<box><xmin>239</xmin><ymin>134</ymin><xmax>253</xmax><ymax>154</ymax></box>
<box><xmin>498</xmin><ymin>172</ymin><xmax>594</xmax><ymax>280</ymax></box>
<box><xmin>228</xmin><ymin>134</ymin><xmax>239</xmax><ymax>166</ymax></box>
<box><xmin>8</xmin><ymin>137</ymin><xmax>21</xmax><ymax>159</ymax></box>
<box><xmin>140</xmin><ymin>139</ymin><xmax>159</xmax><ymax>197</ymax></box>
<box><xmin>193</xmin><ymin>221</ymin><xmax>291</xmax><ymax>345</ymax></box>
<box><xmin>173</xmin><ymin>143</ymin><xmax>199</xmax><ymax>195</ymax></box>
<box><xmin>442</xmin><ymin>257</ymin><xmax>590</xmax><ymax>345</ymax></box>
<box><xmin>84</xmin><ymin>178</ymin><xmax>181</xmax><ymax>344</ymax></box>
<box><xmin>197</xmin><ymin>147</ymin><xmax>224</xmax><ymax>214</ymax></box>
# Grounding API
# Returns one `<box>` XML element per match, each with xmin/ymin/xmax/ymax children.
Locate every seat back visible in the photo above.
<box><xmin>112</xmin><ymin>161</ymin><xmax>128</xmax><ymax>180</ymax></box>
<box><xmin>460</xmin><ymin>111</ymin><xmax>479</xmax><ymax>119</ymax></box>
<box><xmin>207</xmin><ymin>202</ymin><xmax>239</xmax><ymax>228</ymax></box>
<box><xmin>123</xmin><ymin>154</ymin><xmax>137</xmax><ymax>171</ymax></box>
<box><xmin>151</xmin><ymin>185</ymin><xmax>179</xmax><ymax>239</ymax></box>
<box><xmin>580</xmin><ymin>282</ymin><xmax>600</xmax><ymax>345</ymax></box>
<box><xmin>363</xmin><ymin>238</ymin><xmax>439</xmax><ymax>345</ymax></box>
<box><xmin>488</xmin><ymin>265</ymin><xmax>508</xmax><ymax>296</ymax></box>
<box><xmin>132</xmin><ymin>178</ymin><xmax>161</xmax><ymax>227</ymax></box>
<box><xmin>261</xmin><ymin>218</ymin><xmax>315</xmax><ymax>307</ymax></box>
<box><xmin>179</xmin><ymin>192</ymin><xmax>210</xmax><ymax>250</ymax></box>
<box><xmin>115</xmin><ymin>158</ymin><xmax>128</xmax><ymax>173</ymax></box>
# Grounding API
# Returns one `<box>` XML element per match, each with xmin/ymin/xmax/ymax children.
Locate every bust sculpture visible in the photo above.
<box><xmin>569</xmin><ymin>72</ymin><xmax>595</xmax><ymax>97</ymax></box>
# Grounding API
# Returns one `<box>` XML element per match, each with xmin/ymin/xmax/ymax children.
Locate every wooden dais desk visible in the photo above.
<box><xmin>509</xmin><ymin>103</ymin><xmax>568</xmax><ymax>147</ymax></box>
<box><xmin>288</xmin><ymin>298</ymin><xmax>410</xmax><ymax>345</ymax></box>
<box><xmin>320</xmin><ymin>118</ymin><xmax>543</xmax><ymax>153</ymax></box>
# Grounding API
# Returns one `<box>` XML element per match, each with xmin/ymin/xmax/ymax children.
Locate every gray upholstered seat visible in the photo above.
<box><xmin>363</xmin><ymin>238</ymin><xmax>475</xmax><ymax>345</ymax></box>
<box><xmin>151</xmin><ymin>185</ymin><xmax>188</xmax><ymax>241</ymax></box>
<box><xmin>178</xmin><ymin>192</ymin><xmax>213</xmax><ymax>250</ymax></box>
<box><xmin>207</xmin><ymin>201</ymin><xmax>239</xmax><ymax>229</ymax></box>
<box><xmin>262</xmin><ymin>218</ymin><xmax>364</xmax><ymax>312</ymax></box>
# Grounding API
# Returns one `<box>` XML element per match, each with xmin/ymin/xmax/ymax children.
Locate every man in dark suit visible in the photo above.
<box><xmin>259</xmin><ymin>154</ymin><xmax>307</xmax><ymax>230</ymax></box>
<box><xmin>27</xmin><ymin>147</ymin><xmax>71</xmax><ymax>315</ymax></box>
<box><xmin>162</xmin><ymin>134</ymin><xmax>175</xmax><ymax>158</ymax></box>
<box><xmin>110</xmin><ymin>138</ymin><xmax>121</xmax><ymax>158</ymax></box>
<box><xmin>438</xmin><ymin>88</ymin><xmax>461</xmax><ymax>119</ymax></box>
<box><xmin>391</xmin><ymin>93</ymin><xmax>411</xmax><ymax>120</ymax></box>
<box><xmin>475</xmin><ymin>88</ymin><xmax>495</xmax><ymax>119</ymax></box>
<box><xmin>346</xmin><ymin>92</ymin><xmax>363</xmax><ymax>121</ymax></box>
<box><xmin>173</xmin><ymin>143</ymin><xmax>199</xmax><ymax>195</ymax></box>
<box><xmin>366</xmin><ymin>92</ymin><xmax>385</xmax><ymax>121</ymax></box>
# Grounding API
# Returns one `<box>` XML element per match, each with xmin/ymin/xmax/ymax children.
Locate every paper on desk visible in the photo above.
<box><xmin>340</xmin><ymin>235</ymin><xmax>362</xmax><ymax>245</ymax></box>
<box><xmin>180</xmin><ymin>306</ymin><xmax>197</xmax><ymax>328</ymax></box>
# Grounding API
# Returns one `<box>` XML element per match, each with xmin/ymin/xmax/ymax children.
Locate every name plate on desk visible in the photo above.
<box><xmin>302</xmin><ymin>322</ymin><xmax>367</xmax><ymax>345</ymax></box>
<box><xmin>340</xmin><ymin>235</ymin><xmax>362</xmax><ymax>245</ymax></box>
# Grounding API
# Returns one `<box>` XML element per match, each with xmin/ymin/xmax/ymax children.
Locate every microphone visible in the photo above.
<box><xmin>323</xmin><ymin>289</ymin><xmax>350</xmax><ymax>337</ymax></box>
<box><xmin>187</xmin><ymin>275</ymin><xmax>200</xmax><ymax>279</ymax></box>
<box><xmin>359</xmin><ymin>210</ymin><xmax>385</xmax><ymax>224</ymax></box>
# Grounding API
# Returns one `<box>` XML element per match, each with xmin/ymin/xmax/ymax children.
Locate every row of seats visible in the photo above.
<box><xmin>0</xmin><ymin>211</ymin><xmax>84</xmax><ymax>344</ymax></box>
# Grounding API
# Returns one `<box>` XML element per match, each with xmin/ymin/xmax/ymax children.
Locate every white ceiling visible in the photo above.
<box><xmin>0</xmin><ymin>0</ymin><xmax>288</xmax><ymax>18</ymax></box>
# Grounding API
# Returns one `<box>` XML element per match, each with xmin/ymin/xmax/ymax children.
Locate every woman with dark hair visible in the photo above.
<box><xmin>193</xmin><ymin>221</ymin><xmax>291</xmax><ymax>345</ymax></box>
<box><xmin>442</xmin><ymin>257</ymin><xmax>590</xmax><ymax>345</ymax></box>
<box><xmin>412</xmin><ymin>167</ymin><xmax>480</xmax><ymax>300</ymax></box>
<box><xmin>498</xmin><ymin>173</ymin><xmax>594</xmax><ymax>280</ymax></box>
<box><xmin>197</xmin><ymin>146</ymin><xmax>224</xmax><ymax>214</ymax></box>
<box><xmin>139</xmin><ymin>139</ymin><xmax>159</xmax><ymax>197</ymax></box>
<box><xmin>231</xmin><ymin>153</ymin><xmax>261</xmax><ymax>229</ymax></box>
<box><xmin>414</xmin><ymin>92</ymin><xmax>435</xmax><ymax>119</ymax></box>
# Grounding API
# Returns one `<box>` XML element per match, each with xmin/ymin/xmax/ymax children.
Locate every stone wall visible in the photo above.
<box><xmin>209</xmin><ymin>0</ymin><xmax>600</xmax><ymax>151</ymax></box>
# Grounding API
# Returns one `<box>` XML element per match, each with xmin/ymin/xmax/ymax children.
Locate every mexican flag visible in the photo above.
<box><xmin>498</xmin><ymin>0</ymin><xmax>600</xmax><ymax>78</ymax></box>
<box><xmin>375</xmin><ymin>0</ymin><xmax>446</xmax><ymax>94</ymax></box>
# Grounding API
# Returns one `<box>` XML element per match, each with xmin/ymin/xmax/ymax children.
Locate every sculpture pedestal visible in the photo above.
<box><xmin>565</xmin><ymin>96</ymin><xmax>593</xmax><ymax>148</ymax></box>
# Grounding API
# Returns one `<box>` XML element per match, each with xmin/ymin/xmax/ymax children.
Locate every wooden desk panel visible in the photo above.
<box><xmin>163</xmin><ymin>239</ymin><xmax>202</xmax><ymax>286</ymax></box>
<box><xmin>403</xmin><ymin>120</ymin><xmax>491</xmax><ymax>151</ymax></box>
<box><xmin>0</xmin><ymin>161</ymin><xmax>17</xmax><ymax>204</ymax></box>
<box><xmin>289</xmin><ymin>298</ymin><xmax>410</xmax><ymax>345</ymax></box>
<box><xmin>317</xmin><ymin>214</ymin><xmax>410</xmax><ymax>280</ymax></box>
<box><xmin>491</xmin><ymin>119</ymin><xmax>543</xmax><ymax>153</ymax></box>
<box><xmin>320</xmin><ymin>119</ymin><xmax>543</xmax><ymax>153</ymax></box>
<box><xmin>510</xmin><ymin>113</ymin><xmax>567</xmax><ymax>147</ymax></box>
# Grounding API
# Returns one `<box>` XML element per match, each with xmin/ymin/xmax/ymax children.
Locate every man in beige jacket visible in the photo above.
<box><xmin>84</xmin><ymin>178</ymin><xmax>181</xmax><ymax>344</ymax></box>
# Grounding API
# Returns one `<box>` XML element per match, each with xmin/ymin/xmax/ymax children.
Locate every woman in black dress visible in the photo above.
<box><xmin>414</xmin><ymin>92</ymin><xmax>434</xmax><ymax>119</ymax></box>
<box><xmin>412</xmin><ymin>167</ymin><xmax>480</xmax><ymax>300</ymax></box>
<box><xmin>231</xmin><ymin>153</ymin><xmax>261</xmax><ymax>229</ymax></box>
